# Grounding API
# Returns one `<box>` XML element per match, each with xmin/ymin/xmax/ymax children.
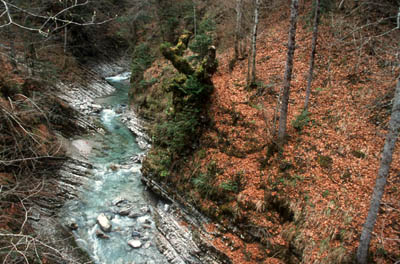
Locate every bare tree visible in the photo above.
<box><xmin>278</xmin><ymin>0</ymin><xmax>299</xmax><ymax>143</ymax></box>
<box><xmin>0</xmin><ymin>0</ymin><xmax>113</xmax><ymax>36</ymax></box>
<box><xmin>357</xmin><ymin>75</ymin><xmax>400</xmax><ymax>263</ymax></box>
<box><xmin>193</xmin><ymin>0</ymin><xmax>197</xmax><ymax>37</ymax></box>
<box><xmin>234</xmin><ymin>0</ymin><xmax>243</xmax><ymax>61</ymax></box>
<box><xmin>249</xmin><ymin>0</ymin><xmax>260</xmax><ymax>86</ymax></box>
<box><xmin>304</xmin><ymin>0</ymin><xmax>320</xmax><ymax>111</ymax></box>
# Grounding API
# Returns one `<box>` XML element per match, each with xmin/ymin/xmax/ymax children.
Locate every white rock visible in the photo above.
<box><xmin>143</xmin><ymin>241</ymin><xmax>151</xmax><ymax>249</ymax></box>
<box><xmin>97</xmin><ymin>213</ymin><xmax>112</xmax><ymax>232</ymax></box>
<box><xmin>128</xmin><ymin>239</ymin><xmax>142</xmax><ymax>248</ymax></box>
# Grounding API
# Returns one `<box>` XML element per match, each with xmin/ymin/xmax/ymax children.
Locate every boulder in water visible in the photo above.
<box><xmin>97</xmin><ymin>213</ymin><xmax>112</xmax><ymax>232</ymax></box>
<box><xmin>68</xmin><ymin>222</ymin><xmax>78</xmax><ymax>230</ymax></box>
<box><xmin>109</xmin><ymin>164</ymin><xmax>119</xmax><ymax>171</ymax></box>
<box><xmin>96</xmin><ymin>229</ymin><xmax>110</xmax><ymax>239</ymax></box>
<box><xmin>131</xmin><ymin>230</ymin><xmax>141</xmax><ymax>238</ymax></box>
<box><xmin>143</xmin><ymin>241</ymin><xmax>151</xmax><ymax>249</ymax></box>
<box><xmin>118</xmin><ymin>207</ymin><xmax>131</xmax><ymax>216</ymax></box>
<box><xmin>128</xmin><ymin>239</ymin><xmax>142</xmax><ymax>248</ymax></box>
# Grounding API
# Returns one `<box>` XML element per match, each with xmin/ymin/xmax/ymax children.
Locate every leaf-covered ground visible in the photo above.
<box><xmin>187</xmin><ymin>4</ymin><xmax>400</xmax><ymax>264</ymax></box>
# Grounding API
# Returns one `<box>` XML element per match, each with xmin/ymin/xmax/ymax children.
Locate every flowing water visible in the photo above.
<box><xmin>60</xmin><ymin>73</ymin><xmax>167</xmax><ymax>264</ymax></box>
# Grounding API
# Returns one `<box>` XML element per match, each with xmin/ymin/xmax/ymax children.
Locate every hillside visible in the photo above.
<box><xmin>139</xmin><ymin>1</ymin><xmax>400</xmax><ymax>263</ymax></box>
<box><xmin>0</xmin><ymin>0</ymin><xmax>399</xmax><ymax>263</ymax></box>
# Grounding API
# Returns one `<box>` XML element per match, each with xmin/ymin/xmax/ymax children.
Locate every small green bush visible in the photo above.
<box><xmin>189</xmin><ymin>34</ymin><xmax>213</xmax><ymax>59</ymax></box>
<box><xmin>153</xmin><ymin>107</ymin><xmax>199</xmax><ymax>154</ymax></box>
<box><xmin>220</xmin><ymin>180</ymin><xmax>239</xmax><ymax>193</ymax></box>
<box><xmin>292</xmin><ymin>110</ymin><xmax>310</xmax><ymax>131</ymax></box>
<box><xmin>189</xmin><ymin>17</ymin><xmax>215</xmax><ymax>59</ymax></box>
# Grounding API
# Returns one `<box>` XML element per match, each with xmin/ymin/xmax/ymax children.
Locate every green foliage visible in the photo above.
<box><xmin>198</xmin><ymin>17</ymin><xmax>216</xmax><ymax>34</ymax></box>
<box><xmin>138</xmin><ymin>78</ymin><xmax>158</xmax><ymax>90</ymax></box>
<box><xmin>182</xmin><ymin>75</ymin><xmax>208</xmax><ymax>95</ymax></box>
<box><xmin>191</xmin><ymin>160</ymin><xmax>232</xmax><ymax>202</ymax></box>
<box><xmin>189</xmin><ymin>17</ymin><xmax>215</xmax><ymax>59</ymax></box>
<box><xmin>292</xmin><ymin>110</ymin><xmax>310</xmax><ymax>131</ymax></box>
<box><xmin>131</xmin><ymin>43</ymin><xmax>154</xmax><ymax>80</ymax></box>
<box><xmin>153</xmin><ymin>107</ymin><xmax>199</xmax><ymax>154</ymax></box>
<box><xmin>155</xmin><ymin>0</ymin><xmax>193</xmax><ymax>42</ymax></box>
<box><xmin>145</xmin><ymin>32</ymin><xmax>217</xmax><ymax>186</ymax></box>
<box><xmin>189</xmin><ymin>34</ymin><xmax>213</xmax><ymax>59</ymax></box>
<box><xmin>220</xmin><ymin>180</ymin><xmax>239</xmax><ymax>193</ymax></box>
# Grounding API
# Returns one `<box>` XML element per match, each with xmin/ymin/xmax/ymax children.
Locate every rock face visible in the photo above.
<box><xmin>119</xmin><ymin>110</ymin><xmax>151</xmax><ymax>150</ymax></box>
<box><xmin>97</xmin><ymin>213</ymin><xmax>112</xmax><ymax>232</ymax></box>
<box><xmin>141</xmin><ymin>178</ymin><xmax>232</xmax><ymax>264</ymax></box>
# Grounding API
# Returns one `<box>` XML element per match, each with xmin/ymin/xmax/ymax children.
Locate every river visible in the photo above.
<box><xmin>60</xmin><ymin>73</ymin><xmax>168</xmax><ymax>264</ymax></box>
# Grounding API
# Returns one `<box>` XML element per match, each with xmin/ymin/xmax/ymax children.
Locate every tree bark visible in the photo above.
<box><xmin>356</xmin><ymin>76</ymin><xmax>400</xmax><ymax>263</ymax></box>
<box><xmin>64</xmin><ymin>26</ymin><xmax>68</xmax><ymax>54</ymax></box>
<box><xmin>304</xmin><ymin>0</ymin><xmax>320</xmax><ymax>111</ymax></box>
<box><xmin>278</xmin><ymin>0</ymin><xmax>299</xmax><ymax>143</ymax></box>
<box><xmin>193</xmin><ymin>0</ymin><xmax>197</xmax><ymax>37</ymax></box>
<box><xmin>247</xmin><ymin>40</ymin><xmax>252</xmax><ymax>85</ymax></box>
<box><xmin>7</xmin><ymin>28</ymin><xmax>17</xmax><ymax>71</ymax></box>
<box><xmin>250</xmin><ymin>0</ymin><xmax>260</xmax><ymax>86</ymax></box>
<box><xmin>234</xmin><ymin>0</ymin><xmax>243</xmax><ymax>60</ymax></box>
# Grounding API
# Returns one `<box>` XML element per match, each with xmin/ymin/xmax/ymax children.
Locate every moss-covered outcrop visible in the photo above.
<box><xmin>142</xmin><ymin>34</ymin><xmax>217</xmax><ymax>182</ymax></box>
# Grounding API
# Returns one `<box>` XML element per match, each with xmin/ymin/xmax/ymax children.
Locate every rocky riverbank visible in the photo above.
<box><xmin>29</xmin><ymin>60</ymin><xmax>231</xmax><ymax>263</ymax></box>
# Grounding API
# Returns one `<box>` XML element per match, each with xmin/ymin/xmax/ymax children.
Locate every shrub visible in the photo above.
<box><xmin>220</xmin><ymin>180</ymin><xmax>239</xmax><ymax>193</ymax></box>
<box><xmin>189</xmin><ymin>33</ymin><xmax>213</xmax><ymax>58</ymax></box>
<box><xmin>292</xmin><ymin>110</ymin><xmax>310</xmax><ymax>131</ymax></box>
<box><xmin>153</xmin><ymin>107</ymin><xmax>199</xmax><ymax>154</ymax></box>
<box><xmin>189</xmin><ymin>17</ymin><xmax>215</xmax><ymax>59</ymax></box>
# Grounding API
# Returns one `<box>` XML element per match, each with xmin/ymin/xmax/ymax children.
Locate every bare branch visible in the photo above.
<box><xmin>0</xmin><ymin>0</ymin><xmax>115</xmax><ymax>36</ymax></box>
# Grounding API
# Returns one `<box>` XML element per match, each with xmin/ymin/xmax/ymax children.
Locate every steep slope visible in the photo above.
<box><xmin>139</xmin><ymin>2</ymin><xmax>400</xmax><ymax>263</ymax></box>
<box><xmin>198</xmin><ymin>5</ymin><xmax>400</xmax><ymax>264</ymax></box>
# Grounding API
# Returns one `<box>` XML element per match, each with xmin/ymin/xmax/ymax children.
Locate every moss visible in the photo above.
<box><xmin>351</xmin><ymin>150</ymin><xmax>366</xmax><ymax>159</ymax></box>
<box><xmin>317</xmin><ymin>155</ymin><xmax>333</xmax><ymax>169</ymax></box>
<box><xmin>279</xmin><ymin>160</ymin><xmax>294</xmax><ymax>172</ymax></box>
<box><xmin>146</xmin><ymin>33</ymin><xmax>218</xmax><ymax>180</ymax></box>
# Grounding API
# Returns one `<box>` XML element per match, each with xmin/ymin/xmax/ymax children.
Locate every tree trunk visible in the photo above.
<box><xmin>356</xmin><ymin>76</ymin><xmax>400</xmax><ymax>264</ymax></box>
<box><xmin>234</xmin><ymin>0</ymin><xmax>243</xmax><ymax>60</ymax></box>
<box><xmin>278</xmin><ymin>0</ymin><xmax>299</xmax><ymax>143</ymax></box>
<box><xmin>193</xmin><ymin>0</ymin><xmax>197</xmax><ymax>37</ymax></box>
<box><xmin>64</xmin><ymin>26</ymin><xmax>68</xmax><ymax>54</ymax></box>
<box><xmin>250</xmin><ymin>0</ymin><xmax>260</xmax><ymax>86</ymax></box>
<box><xmin>8</xmin><ymin>31</ymin><xmax>17</xmax><ymax>71</ymax></box>
<box><xmin>304</xmin><ymin>0</ymin><xmax>320</xmax><ymax>111</ymax></box>
<box><xmin>247</xmin><ymin>39</ymin><xmax>252</xmax><ymax>85</ymax></box>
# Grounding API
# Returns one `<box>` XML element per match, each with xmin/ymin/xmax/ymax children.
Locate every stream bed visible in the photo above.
<box><xmin>60</xmin><ymin>73</ymin><xmax>168</xmax><ymax>264</ymax></box>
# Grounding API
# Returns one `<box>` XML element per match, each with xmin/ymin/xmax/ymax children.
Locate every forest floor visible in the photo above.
<box><xmin>178</xmin><ymin>4</ymin><xmax>400</xmax><ymax>264</ymax></box>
